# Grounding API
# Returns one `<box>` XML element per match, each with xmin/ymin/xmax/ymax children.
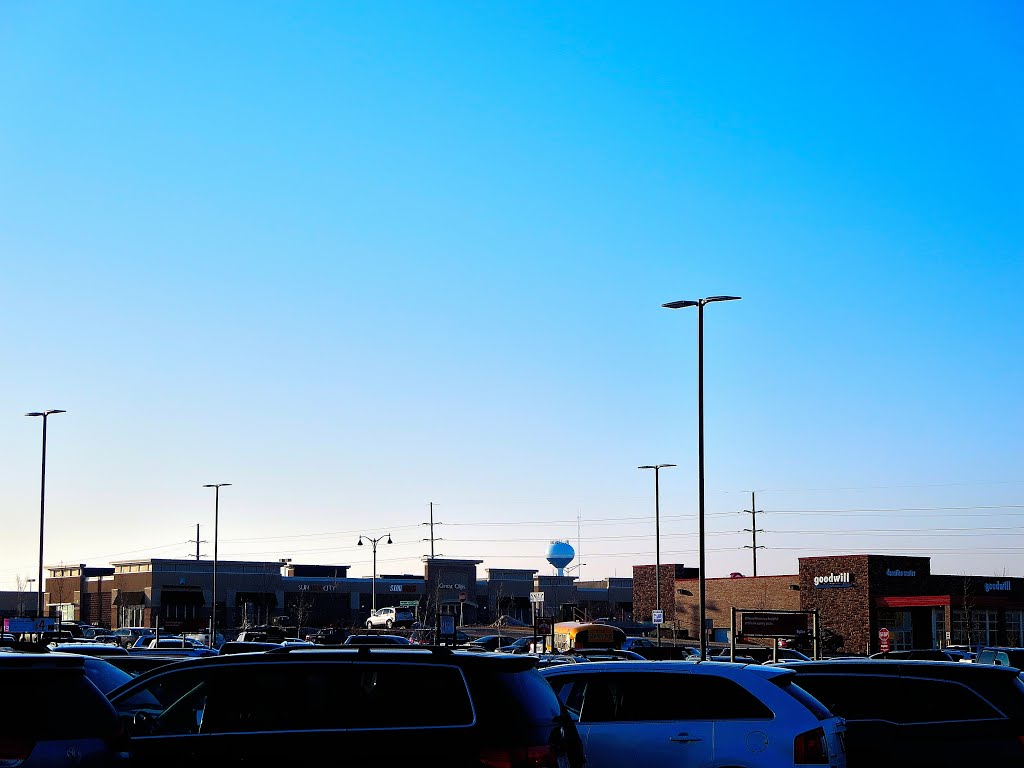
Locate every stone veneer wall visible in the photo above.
<box><xmin>799</xmin><ymin>555</ymin><xmax>871</xmax><ymax>654</ymax></box>
<box><xmin>633</xmin><ymin>565</ymin><xmax>684</xmax><ymax>625</ymax></box>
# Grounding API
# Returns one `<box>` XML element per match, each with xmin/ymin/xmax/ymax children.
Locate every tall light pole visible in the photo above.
<box><xmin>358</xmin><ymin>533</ymin><xmax>391</xmax><ymax>614</ymax></box>
<box><xmin>663</xmin><ymin>295</ymin><xmax>741</xmax><ymax>660</ymax></box>
<box><xmin>203</xmin><ymin>483</ymin><xmax>231</xmax><ymax>644</ymax></box>
<box><xmin>639</xmin><ymin>463</ymin><xmax>676</xmax><ymax>647</ymax></box>
<box><xmin>25</xmin><ymin>578</ymin><xmax>36</xmax><ymax>617</ymax></box>
<box><xmin>26</xmin><ymin>409</ymin><xmax>65</xmax><ymax>621</ymax></box>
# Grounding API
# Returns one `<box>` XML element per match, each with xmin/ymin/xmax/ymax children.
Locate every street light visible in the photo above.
<box><xmin>358</xmin><ymin>533</ymin><xmax>392</xmax><ymax>614</ymax></box>
<box><xmin>639</xmin><ymin>463</ymin><xmax>676</xmax><ymax>647</ymax></box>
<box><xmin>26</xmin><ymin>409</ymin><xmax>65</xmax><ymax>621</ymax></box>
<box><xmin>203</xmin><ymin>483</ymin><xmax>231</xmax><ymax>645</ymax></box>
<box><xmin>663</xmin><ymin>295</ymin><xmax>741</xmax><ymax>660</ymax></box>
<box><xmin>24</xmin><ymin>578</ymin><xmax>36</xmax><ymax>617</ymax></box>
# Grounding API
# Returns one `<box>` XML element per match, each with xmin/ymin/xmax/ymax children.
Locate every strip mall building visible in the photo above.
<box><xmin>634</xmin><ymin>554</ymin><xmax>1024</xmax><ymax>654</ymax></box>
<box><xmin>6</xmin><ymin>550</ymin><xmax>1022</xmax><ymax>653</ymax></box>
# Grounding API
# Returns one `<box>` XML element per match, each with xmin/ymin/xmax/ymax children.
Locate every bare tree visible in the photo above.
<box><xmin>289</xmin><ymin>590</ymin><xmax>316</xmax><ymax>637</ymax></box>
<box><xmin>15</xmin><ymin>575</ymin><xmax>28</xmax><ymax>616</ymax></box>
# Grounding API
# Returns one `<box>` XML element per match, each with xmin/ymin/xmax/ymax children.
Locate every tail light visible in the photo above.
<box><xmin>0</xmin><ymin>736</ymin><xmax>34</xmax><ymax>768</ymax></box>
<box><xmin>794</xmin><ymin>726</ymin><xmax>828</xmax><ymax>764</ymax></box>
<box><xmin>479</xmin><ymin>744</ymin><xmax>563</xmax><ymax>768</ymax></box>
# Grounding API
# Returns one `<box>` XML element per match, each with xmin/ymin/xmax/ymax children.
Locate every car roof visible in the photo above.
<box><xmin>538</xmin><ymin>659</ymin><xmax>792</xmax><ymax>679</ymax></box>
<box><xmin>777</xmin><ymin>658</ymin><xmax>1024</xmax><ymax>679</ymax></box>
<box><xmin>110</xmin><ymin>646</ymin><xmax>540</xmax><ymax>680</ymax></box>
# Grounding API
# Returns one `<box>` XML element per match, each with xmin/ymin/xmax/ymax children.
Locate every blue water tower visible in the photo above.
<box><xmin>546</xmin><ymin>540</ymin><xmax>575</xmax><ymax>576</ymax></box>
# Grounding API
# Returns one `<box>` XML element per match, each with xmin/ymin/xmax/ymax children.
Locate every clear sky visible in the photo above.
<box><xmin>1</xmin><ymin>3</ymin><xmax>1021</xmax><ymax>592</ymax></box>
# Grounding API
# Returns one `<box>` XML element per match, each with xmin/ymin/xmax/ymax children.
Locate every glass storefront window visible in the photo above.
<box><xmin>877</xmin><ymin>609</ymin><xmax>912</xmax><ymax>650</ymax></box>
<box><xmin>1006</xmin><ymin>610</ymin><xmax>1024</xmax><ymax>646</ymax></box>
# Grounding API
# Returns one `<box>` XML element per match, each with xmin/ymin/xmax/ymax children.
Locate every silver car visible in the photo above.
<box><xmin>365</xmin><ymin>606</ymin><xmax>414</xmax><ymax>629</ymax></box>
<box><xmin>541</xmin><ymin>660</ymin><xmax>846</xmax><ymax>768</ymax></box>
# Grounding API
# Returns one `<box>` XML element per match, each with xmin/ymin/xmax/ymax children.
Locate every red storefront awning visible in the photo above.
<box><xmin>874</xmin><ymin>595</ymin><xmax>950</xmax><ymax>608</ymax></box>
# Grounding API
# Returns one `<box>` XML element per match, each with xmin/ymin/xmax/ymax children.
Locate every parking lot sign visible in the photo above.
<box><xmin>652</xmin><ymin>610</ymin><xmax>664</xmax><ymax>625</ymax></box>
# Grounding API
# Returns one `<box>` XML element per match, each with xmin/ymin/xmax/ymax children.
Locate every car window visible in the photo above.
<box><xmin>775</xmin><ymin>679</ymin><xmax>834</xmax><ymax>720</ymax></box>
<box><xmin>794</xmin><ymin>674</ymin><xmax>1005</xmax><ymax>723</ymax></box>
<box><xmin>567</xmin><ymin>672</ymin><xmax>773</xmax><ymax>723</ymax></box>
<box><xmin>469</xmin><ymin>667</ymin><xmax>563</xmax><ymax>730</ymax></box>
<box><xmin>6</xmin><ymin>669</ymin><xmax>119</xmax><ymax>739</ymax></box>
<box><xmin>136</xmin><ymin>662</ymin><xmax>475</xmax><ymax>735</ymax></box>
<box><xmin>113</xmin><ymin>667</ymin><xmax>210</xmax><ymax>719</ymax></box>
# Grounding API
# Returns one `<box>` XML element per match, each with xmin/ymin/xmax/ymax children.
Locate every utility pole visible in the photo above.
<box><xmin>189</xmin><ymin>524</ymin><xmax>207</xmax><ymax>560</ymax></box>
<box><xmin>422</xmin><ymin>502</ymin><xmax>442</xmax><ymax>559</ymax></box>
<box><xmin>743</xmin><ymin>491</ymin><xmax>765</xmax><ymax>576</ymax></box>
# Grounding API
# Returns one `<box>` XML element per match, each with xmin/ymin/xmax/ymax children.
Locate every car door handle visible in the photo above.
<box><xmin>670</xmin><ymin>733</ymin><xmax>702</xmax><ymax>743</ymax></box>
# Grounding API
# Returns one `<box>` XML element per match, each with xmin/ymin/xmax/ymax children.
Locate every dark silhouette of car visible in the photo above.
<box><xmin>778</xmin><ymin>658</ymin><xmax>1024</xmax><ymax>767</ymax></box>
<box><xmin>342</xmin><ymin>633</ymin><xmax>411</xmax><ymax>645</ymax></box>
<box><xmin>466</xmin><ymin>634</ymin><xmax>520</xmax><ymax>651</ymax></box>
<box><xmin>108</xmin><ymin>645</ymin><xmax>584</xmax><ymax>767</ymax></box>
<box><xmin>217</xmin><ymin>641</ymin><xmax>283</xmax><ymax>655</ymax></box>
<box><xmin>0</xmin><ymin>650</ymin><xmax>126</xmax><ymax>766</ymax></box>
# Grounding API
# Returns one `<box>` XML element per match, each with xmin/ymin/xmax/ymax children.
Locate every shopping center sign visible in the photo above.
<box><xmin>740</xmin><ymin>611</ymin><xmax>810</xmax><ymax>638</ymax></box>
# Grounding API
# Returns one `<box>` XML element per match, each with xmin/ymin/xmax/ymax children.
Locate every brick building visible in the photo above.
<box><xmin>636</xmin><ymin>554</ymin><xmax>1024</xmax><ymax>654</ymax></box>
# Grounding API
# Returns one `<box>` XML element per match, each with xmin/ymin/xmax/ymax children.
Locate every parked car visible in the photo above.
<box><xmin>107</xmin><ymin>646</ymin><xmax>585</xmax><ymax>767</ymax></box>
<box><xmin>306</xmin><ymin>627</ymin><xmax>347</xmax><ymax>645</ymax></box>
<box><xmin>113</xmin><ymin>627</ymin><xmax>154</xmax><ymax>648</ymax></box>
<box><xmin>217</xmin><ymin>641</ymin><xmax>284</xmax><ymax>655</ymax></box>
<box><xmin>365</xmin><ymin>606</ymin><xmax>415</xmax><ymax>629</ymax></box>
<box><xmin>869</xmin><ymin>648</ymin><xmax>962</xmax><ymax>661</ymax></box>
<box><xmin>129</xmin><ymin>644</ymin><xmax>219</xmax><ymax>658</ymax></box>
<box><xmin>620</xmin><ymin>636</ymin><xmax>656</xmax><ymax>650</ymax></box>
<box><xmin>343</xmin><ymin>633</ymin><xmax>411</xmax><ymax>645</ymax></box>
<box><xmin>47</xmin><ymin>641</ymin><xmax>129</xmax><ymax>657</ymax></box>
<box><xmin>974</xmin><ymin>647</ymin><xmax>1024</xmax><ymax>669</ymax></box>
<box><xmin>409</xmin><ymin>628</ymin><xmax>471</xmax><ymax>646</ymax></box>
<box><xmin>777</xmin><ymin>658</ymin><xmax>1024</xmax><ymax>766</ymax></box>
<box><xmin>0</xmin><ymin>649</ymin><xmax>126</xmax><ymax>767</ymax></box>
<box><xmin>540</xmin><ymin>660</ymin><xmax>847</xmax><ymax>768</ymax></box>
<box><xmin>466</xmin><ymin>634</ymin><xmax>520</xmax><ymax>651</ymax></box>
<box><xmin>105</xmin><ymin>652</ymin><xmax>198</xmax><ymax>677</ymax></box>
<box><xmin>495</xmin><ymin>635</ymin><xmax>540</xmax><ymax>654</ymax></box>
<box><xmin>136</xmin><ymin>636</ymin><xmax>207</xmax><ymax>649</ymax></box>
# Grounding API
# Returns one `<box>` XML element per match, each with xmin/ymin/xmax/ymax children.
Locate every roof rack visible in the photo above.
<box><xmin>264</xmin><ymin>644</ymin><xmax>456</xmax><ymax>657</ymax></box>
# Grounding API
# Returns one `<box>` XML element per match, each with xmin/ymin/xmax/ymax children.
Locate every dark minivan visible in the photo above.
<box><xmin>108</xmin><ymin>645</ymin><xmax>583</xmax><ymax>767</ymax></box>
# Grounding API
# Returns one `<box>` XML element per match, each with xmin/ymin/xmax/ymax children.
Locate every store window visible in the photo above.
<box><xmin>932</xmin><ymin>607</ymin><xmax>947</xmax><ymax>649</ymax></box>
<box><xmin>952</xmin><ymin>608</ymin><xmax>999</xmax><ymax>646</ymax></box>
<box><xmin>877</xmin><ymin>610</ymin><xmax>912</xmax><ymax>650</ymax></box>
<box><xmin>1005</xmin><ymin>610</ymin><xmax>1024</xmax><ymax>646</ymax></box>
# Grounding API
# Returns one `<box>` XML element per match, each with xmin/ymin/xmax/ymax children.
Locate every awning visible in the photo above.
<box><xmin>874</xmin><ymin>595</ymin><xmax>950</xmax><ymax>608</ymax></box>
<box><xmin>160</xmin><ymin>590</ymin><xmax>205</xmax><ymax>605</ymax></box>
<box><xmin>113</xmin><ymin>591</ymin><xmax>146</xmax><ymax>606</ymax></box>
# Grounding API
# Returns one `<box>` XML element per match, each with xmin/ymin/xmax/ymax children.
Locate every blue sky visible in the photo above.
<box><xmin>1</xmin><ymin>3</ymin><xmax>1021</xmax><ymax>591</ymax></box>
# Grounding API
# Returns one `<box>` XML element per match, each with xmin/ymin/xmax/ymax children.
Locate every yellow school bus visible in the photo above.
<box><xmin>550</xmin><ymin>621</ymin><xmax>626</xmax><ymax>653</ymax></box>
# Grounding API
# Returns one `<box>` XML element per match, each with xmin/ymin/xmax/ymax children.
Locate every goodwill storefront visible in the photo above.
<box><xmin>799</xmin><ymin>555</ymin><xmax>1024</xmax><ymax>654</ymax></box>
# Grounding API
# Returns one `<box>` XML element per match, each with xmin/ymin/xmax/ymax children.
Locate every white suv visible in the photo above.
<box><xmin>540</xmin><ymin>660</ymin><xmax>847</xmax><ymax>768</ymax></box>
<box><xmin>365</xmin><ymin>606</ymin><xmax>414</xmax><ymax>630</ymax></box>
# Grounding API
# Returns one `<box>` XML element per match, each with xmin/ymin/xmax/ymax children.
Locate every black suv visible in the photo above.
<box><xmin>778</xmin><ymin>659</ymin><xmax>1024</xmax><ymax>767</ymax></box>
<box><xmin>107</xmin><ymin>645</ymin><xmax>583</xmax><ymax>767</ymax></box>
